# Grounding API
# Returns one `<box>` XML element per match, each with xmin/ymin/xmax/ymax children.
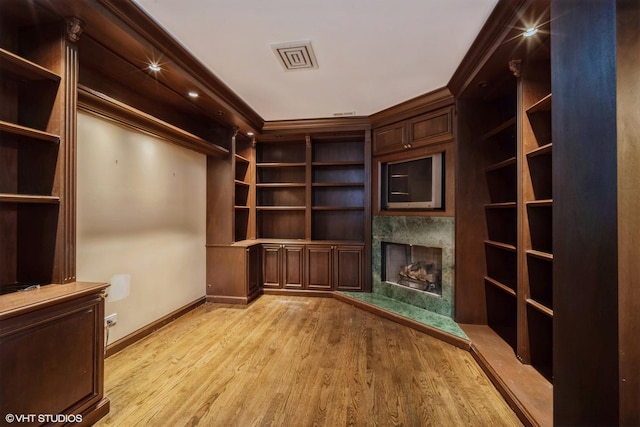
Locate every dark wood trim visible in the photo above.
<box><xmin>369</xmin><ymin>87</ymin><xmax>454</xmax><ymax>128</ymax></box>
<box><xmin>95</xmin><ymin>0</ymin><xmax>264</xmax><ymax>132</ymax></box>
<box><xmin>261</xmin><ymin>117</ymin><xmax>371</xmax><ymax>135</ymax></box>
<box><xmin>105</xmin><ymin>296</ymin><xmax>206</xmax><ymax>358</ymax></box>
<box><xmin>206</xmin><ymin>295</ymin><xmax>258</xmax><ymax>305</ymax></box>
<box><xmin>77</xmin><ymin>398</ymin><xmax>110</xmax><ymax>427</ymax></box>
<box><xmin>460</xmin><ymin>323</ymin><xmax>552</xmax><ymax>427</ymax></box>
<box><xmin>78</xmin><ymin>86</ymin><xmax>229</xmax><ymax>158</ymax></box>
<box><xmin>447</xmin><ymin>0</ymin><xmax>529</xmax><ymax>97</ymax></box>
<box><xmin>262</xmin><ymin>289</ymin><xmax>334</xmax><ymax>298</ymax></box>
<box><xmin>333</xmin><ymin>292</ymin><xmax>471</xmax><ymax>351</ymax></box>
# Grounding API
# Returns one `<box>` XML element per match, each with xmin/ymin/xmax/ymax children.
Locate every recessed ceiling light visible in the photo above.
<box><xmin>188</xmin><ymin>91</ymin><xmax>199</xmax><ymax>98</ymax></box>
<box><xmin>148</xmin><ymin>62</ymin><xmax>161</xmax><ymax>72</ymax></box>
<box><xmin>523</xmin><ymin>27</ymin><xmax>538</xmax><ymax>38</ymax></box>
<box><xmin>247</xmin><ymin>132</ymin><xmax>254</xmax><ymax>137</ymax></box>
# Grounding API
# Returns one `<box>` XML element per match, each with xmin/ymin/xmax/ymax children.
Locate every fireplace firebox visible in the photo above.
<box><xmin>382</xmin><ymin>242</ymin><xmax>442</xmax><ymax>296</ymax></box>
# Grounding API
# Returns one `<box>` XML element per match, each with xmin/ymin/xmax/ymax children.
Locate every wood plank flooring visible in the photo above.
<box><xmin>95</xmin><ymin>295</ymin><xmax>523</xmax><ymax>426</ymax></box>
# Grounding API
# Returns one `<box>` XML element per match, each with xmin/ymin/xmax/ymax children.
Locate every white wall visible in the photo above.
<box><xmin>76</xmin><ymin>112</ymin><xmax>206</xmax><ymax>344</ymax></box>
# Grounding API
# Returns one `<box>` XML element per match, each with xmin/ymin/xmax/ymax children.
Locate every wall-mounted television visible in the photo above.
<box><xmin>382</xmin><ymin>152</ymin><xmax>444</xmax><ymax>210</ymax></box>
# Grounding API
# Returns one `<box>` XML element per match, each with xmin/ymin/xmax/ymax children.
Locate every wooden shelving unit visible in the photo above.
<box><xmin>451</xmin><ymin>1</ymin><xmax>553</xmax><ymax>424</ymax></box>
<box><xmin>0</xmin><ymin>7</ymin><xmax>78</xmax><ymax>290</ymax></box>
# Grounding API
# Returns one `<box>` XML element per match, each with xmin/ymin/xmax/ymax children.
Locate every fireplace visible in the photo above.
<box><xmin>382</xmin><ymin>242</ymin><xmax>442</xmax><ymax>296</ymax></box>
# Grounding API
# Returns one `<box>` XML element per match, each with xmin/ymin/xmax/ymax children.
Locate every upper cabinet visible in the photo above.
<box><xmin>373</xmin><ymin>106</ymin><xmax>453</xmax><ymax>156</ymax></box>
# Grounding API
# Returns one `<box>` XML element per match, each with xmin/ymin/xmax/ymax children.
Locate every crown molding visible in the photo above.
<box><xmin>447</xmin><ymin>0</ymin><xmax>529</xmax><ymax>97</ymax></box>
<box><xmin>368</xmin><ymin>87</ymin><xmax>454</xmax><ymax>128</ymax></box>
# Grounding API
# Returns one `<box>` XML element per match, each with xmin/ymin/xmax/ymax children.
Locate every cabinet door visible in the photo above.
<box><xmin>307</xmin><ymin>245</ymin><xmax>333</xmax><ymax>290</ymax></box>
<box><xmin>246</xmin><ymin>245</ymin><xmax>261</xmax><ymax>299</ymax></box>
<box><xmin>0</xmin><ymin>293</ymin><xmax>104</xmax><ymax>418</ymax></box>
<box><xmin>262</xmin><ymin>244</ymin><xmax>281</xmax><ymax>288</ymax></box>
<box><xmin>334</xmin><ymin>245</ymin><xmax>363</xmax><ymax>291</ymax></box>
<box><xmin>282</xmin><ymin>245</ymin><xmax>305</xmax><ymax>289</ymax></box>
<box><xmin>373</xmin><ymin>122</ymin><xmax>406</xmax><ymax>156</ymax></box>
<box><xmin>408</xmin><ymin>107</ymin><xmax>454</xmax><ymax>148</ymax></box>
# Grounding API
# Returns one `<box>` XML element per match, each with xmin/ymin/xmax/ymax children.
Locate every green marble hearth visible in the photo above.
<box><xmin>340</xmin><ymin>291</ymin><xmax>468</xmax><ymax>340</ymax></box>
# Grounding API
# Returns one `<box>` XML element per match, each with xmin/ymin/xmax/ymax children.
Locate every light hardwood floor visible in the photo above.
<box><xmin>96</xmin><ymin>295</ymin><xmax>523</xmax><ymax>426</ymax></box>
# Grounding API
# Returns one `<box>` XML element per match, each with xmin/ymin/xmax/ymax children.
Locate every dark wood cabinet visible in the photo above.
<box><xmin>333</xmin><ymin>245</ymin><xmax>363</xmax><ymax>291</ymax></box>
<box><xmin>206</xmin><ymin>244</ymin><xmax>262</xmax><ymax>304</ymax></box>
<box><xmin>0</xmin><ymin>282</ymin><xmax>110</xmax><ymax>425</ymax></box>
<box><xmin>306</xmin><ymin>244</ymin><xmax>363</xmax><ymax>291</ymax></box>
<box><xmin>261</xmin><ymin>244</ymin><xmax>305</xmax><ymax>289</ymax></box>
<box><xmin>373</xmin><ymin>107</ymin><xmax>453</xmax><ymax>156</ymax></box>
<box><xmin>306</xmin><ymin>245</ymin><xmax>333</xmax><ymax>290</ymax></box>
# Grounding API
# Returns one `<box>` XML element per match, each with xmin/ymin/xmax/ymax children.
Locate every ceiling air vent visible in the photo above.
<box><xmin>271</xmin><ymin>40</ymin><xmax>318</xmax><ymax>71</ymax></box>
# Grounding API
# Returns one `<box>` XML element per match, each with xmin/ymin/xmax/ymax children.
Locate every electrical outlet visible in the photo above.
<box><xmin>105</xmin><ymin>313</ymin><xmax>117</xmax><ymax>327</ymax></box>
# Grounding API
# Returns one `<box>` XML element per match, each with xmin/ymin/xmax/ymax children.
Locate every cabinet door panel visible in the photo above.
<box><xmin>408</xmin><ymin>107</ymin><xmax>454</xmax><ymax>147</ymax></box>
<box><xmin>0</xmin><ymin>294</ymin><xmax>103</xmax><ymax>417</ymax></box>
<box><xmin>262</xmin><ymin>245</ymin><xmax>281</xmax><ymax>288</ymax></box>
<box><xmin>307</xmin><ymin>245</ymin><xmax>333</xmax><ymax>290</ymax></box>
<box><xmin>334</xmin><ymin>245</ymin><xmax>363</xmax><ymax>291</ymax></box>
<box><xmin>283</xmin><ymin>245</ymin><xmax>305</xmax><ymax>289</ymax></box>
<box><xmin>373</xmin><ymin>122</ymin><xmax>406</xmax><ymax>156</ymax></box>
<box><xmin>247</xmin><ymin>246</ymin><xmax>261</xmax><ymax>298</ymax></box>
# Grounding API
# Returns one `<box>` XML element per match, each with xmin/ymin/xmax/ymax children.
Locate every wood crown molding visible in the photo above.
<box><xmin>94</xmin><ymin>0</ymin><xmax>264</xmax><ymax>132</ymax></box>
<box><xmin>78</xmin><ymin>86</ymin><xmax>229</xmax><ymax>158</ymax></box>
<box><xmin>368</xmin><ymin>87</ymin><xmax>454</xmax><ymax>128</ymax></box>
<box><xmin>261</xmin><ymin>116</ymin><xmax>371</xmax><ymax>135</ymax></box>
<box><xmin>447</xmin><ymin>0</ymin><xmax>529</xmax><ymax>97</ymax></box>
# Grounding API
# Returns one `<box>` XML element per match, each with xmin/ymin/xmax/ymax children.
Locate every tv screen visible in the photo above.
<box><xmin>383</xmin><ymin>153</ymin><xmax>443</xmax><ymax>209</ymax></box>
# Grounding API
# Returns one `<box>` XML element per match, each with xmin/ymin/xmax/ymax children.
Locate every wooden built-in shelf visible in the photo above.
<box><xmin>0</xmin><ymin>47</ymin><xmax>61</xmax><ymax>82</ymax></box>
<box><xmin>484</xmin><ymin>276</ymin><xmax>516</xmax><ymax>297</ymax></box>
<box><xmin>486</xmin><ymin>157</ymin><xmax>517</xmax><ymax>172</ymax></box>
<box><xmin>312</xmin><ymin>161</ymin><xmax>364</xmax><ymax>166</ymax></box>
<box><xmin>312</xmin><ymin>182</ymin><xmax>364</xmax><ymax>187</ymax></box>
<box><xmin>485</xmin><ymin>202</ymin><xmax>517</xmax><ymax>209</ymax></box>
<box><xmin>0</xmin><ymin>120</ymin><xmax>60</xmax><ymax>143</ymax></box>
<box><xmin>526</xmin><ymin>93</ymin><xmax>552</xmax><ymax>114</ymax></box>
<box><xmin>78</xmin><ymin>86</ymin><xmax>229</xmax><ymax>158</ymax></box>
<box><xmin>484</xmin><ymin>240</ymin><xmax>517</xmax><ymax>252</ymax></box>
<box><xmin>256</xmin><ymin>206</ymin><xmax>305</xmax><ymax>211</ymax></box>
<box><xmin>526</xmin><ymin>249</ymin><xmax>554</xmax><ymax>261</ymax></box>
<box><xmin>235</xmin><ymin>180</ymin><xmax>250</xmax><ymax>186</ymax></box>
<box><xmin>0</xmin><ymin>193</ymin><xmax>60</xmax><ymax>204</ymax></box>
<box><xmin>481</xmin><ymin>117</ymin><xmax>516</xmax><ymax>142</ymax></box>
<box><xmin>256</xmin><ymin>183</ymin><xmax>306</xmax><ymax>188</ymax></box>
<box><xmin>527</xmin><ymin>298</ymin><xmax>554</xmax><ymax>318</ymax></box>
<box><xmin>234</xmin><ymin>206</ymin><xmax>250</xmax><ymax>210</ymax></box>
<box><xmin>256</xmin><ymin>162</ymin><xmax>306</xmax><ymax>168</ymax></box>
<box><xmin>526</xmin><ymin>199</ymin><xmax>553</xmax><ymax>207</ymax></box>
<box><xmin>312</xmin><ymin>206</ymin><xmax>364</xmax><ymax>211</ymax></box>
<box><xmin>527</xmin><ymin>143</ymin><xmax>553</xmax><ymax>158</ymax></box>
<box><xmin>235</xmin><ymin>154</ymin><xmax>250</xmax><ymax>164</ymax></box>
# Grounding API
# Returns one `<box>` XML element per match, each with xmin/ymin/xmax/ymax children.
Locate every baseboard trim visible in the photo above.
<box><xmin>262</xmin><ymin>289</ymin><xmax>334</xmax><ymax>298</ymax></box>
<box><xmin>333</xmin><ymin>292</ymin><xmax>471</xmax><ymax>351</ymax></box>
<box><xmin>105</xmin><ymin>296</ymin><xmax>206</xmax><ymax>358</ymax></box>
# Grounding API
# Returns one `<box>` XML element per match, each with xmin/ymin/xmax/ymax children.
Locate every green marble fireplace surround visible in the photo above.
<box><xmin>372</xmin><ymin>215</ymin><xmax>455</xmax><ymax>317</ymax></box>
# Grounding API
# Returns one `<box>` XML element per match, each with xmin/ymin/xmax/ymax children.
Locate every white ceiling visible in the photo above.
<box><xmin>134</xmin><ymin>0</ymin><xmax>498</xmax><ymax>121</ymax></box>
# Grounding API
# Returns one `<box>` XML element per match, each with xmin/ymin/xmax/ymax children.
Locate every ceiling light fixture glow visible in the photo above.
<box><xmin>247</xmin><ymin>132</ymin><xmax>254</xmax><ymax>137</ymax></box>
<box><xmin>148</xmin><ymin>62</ymin><xmax>161</xmax><ymax>72</ymax></box>
<box><xmin>188</xmin><ymin>91</ymin><xmax>199</xmax><ymax>98</ymax></box>
<box><xmin>523</xmin><ymin>27</ymin><xmax>538</xmax><ymax>38</ymax></box>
